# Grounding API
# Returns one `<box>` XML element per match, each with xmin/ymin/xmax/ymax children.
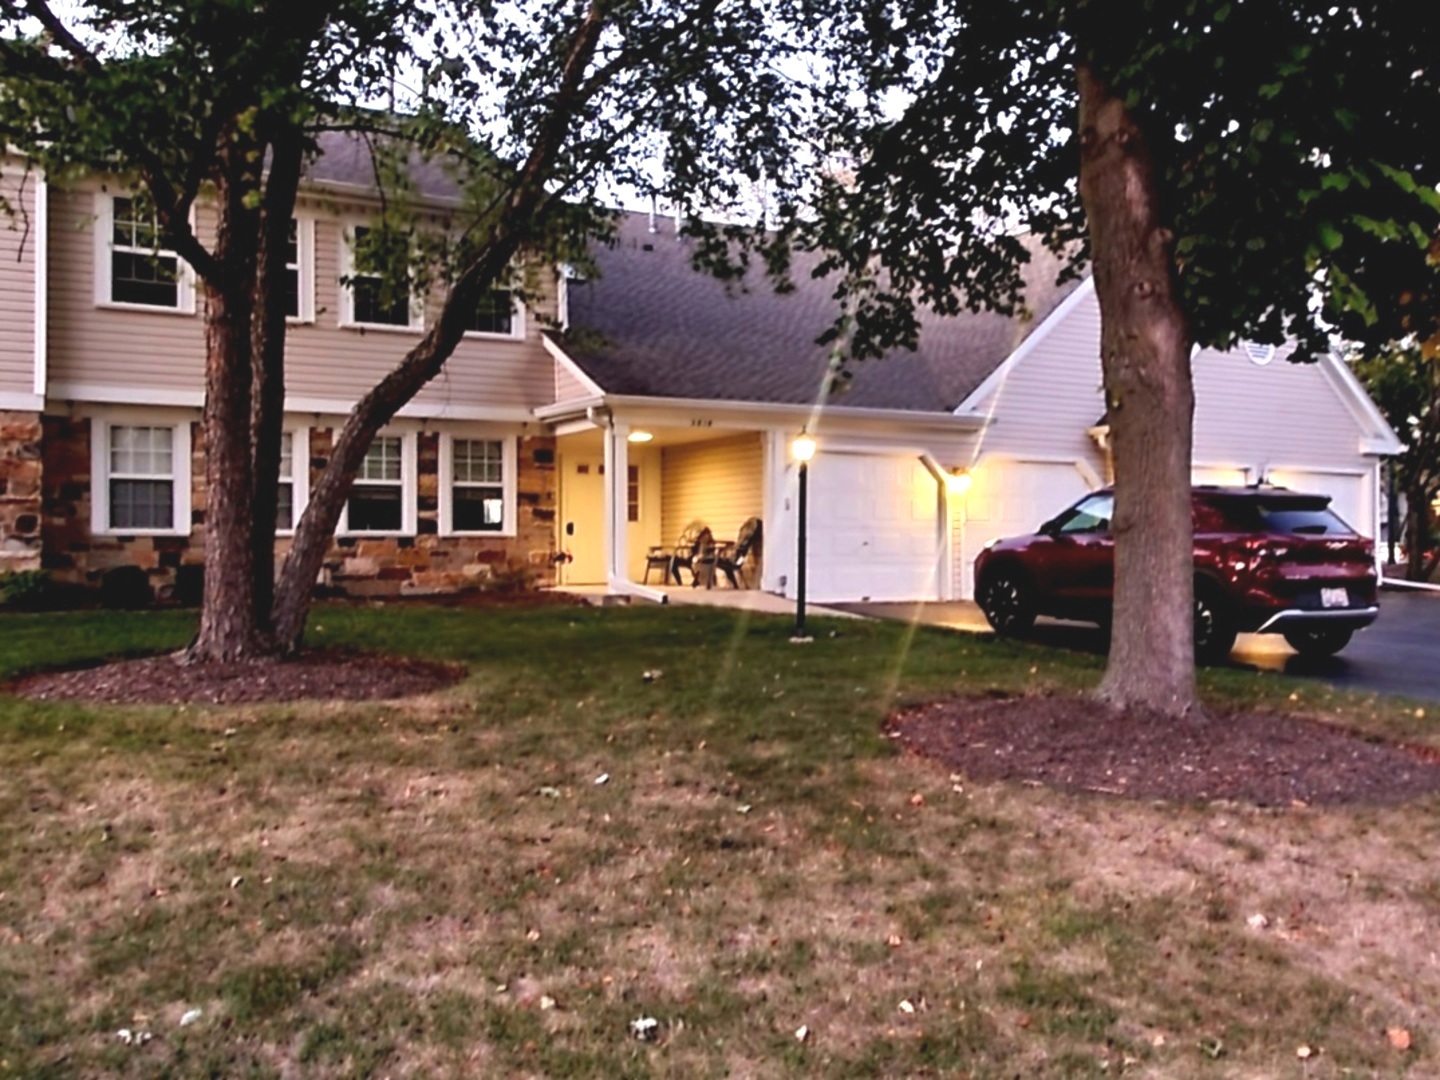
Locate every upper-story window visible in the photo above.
<box><xmin>95</xmin><ymin>195</ymin><xmax>195</xmax><ymax>313</ymax></box>
<box><xmin>275</xmin><ymin>218</ymin><xmax>314</xmax><ymax>323</ymax></box>
<box><xmin>343</xmin><ymin>225</ymin><xmax>418</xmax><ymax>330</ymax></box>
<box><xmin>464</xmin><ymin>288</ymin><xmax>523</xmax><ymax>338</ymax></box>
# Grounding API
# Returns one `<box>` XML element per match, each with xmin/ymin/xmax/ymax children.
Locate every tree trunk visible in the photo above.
<box><xmin>1407</xmin><ymin>483</ymin><xmax>1434</xmax><ymax>581</ymax></box>
<box><xmin>1076</xmin><ymin>62</ymin><xmax>1201</xmax><ymax>716</ymax></box>
<box><xmin>187</xmin><ymin>149</ymin><xmax>270</xmax><ymax>663</ymax></box>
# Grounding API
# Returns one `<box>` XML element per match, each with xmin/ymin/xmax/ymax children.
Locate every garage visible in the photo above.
<box><xmin>799</xmin><ymin>452</ymin><xmax>944</xmax><ymax>603</ymax></box>
<box><xmin>1266</xmin><ymin>468</ymin><xmax>1373</xmax><ymax>538</ymax></box>
<box><xmin>957</xmin><ymin>459</ymin><xmax>1097</xmax><ymax>598</ymax></box>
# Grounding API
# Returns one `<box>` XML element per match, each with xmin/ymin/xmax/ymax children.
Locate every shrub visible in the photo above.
<box><xmin>0</xmin><ymin>569</ymin><xmax>51</xmax><ymax>610</ymax></box>
<box><xmin>99</xmin><ymin>565</ymin><xmax>153</xmax><ymax>610</ymax></box>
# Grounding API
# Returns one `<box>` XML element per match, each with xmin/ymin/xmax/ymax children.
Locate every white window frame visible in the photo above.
<box><xmin>339</xmin><ymin>429</ymin><xmax>417</xmax><ymax>537</ymax></box>
<box><xmin>91</xmin><ymin>414</ymin><xmax>192</xmax><ymax>536</ymax></box>
<box><xmin>93</xmin><ymin>193</ymin><xmax>196</xmax><ymax>314</ymax></box>
<box><xmin>276</xmin><ymin>425</ymin><xmax>310</xmax><ymax>535</ymax></box>
<box><xmin>339</xmin><ymin>222</ymin><xmax>422</xmax><ymax>332</ymax></box>
<box><xmin>285</xmin><ymin>218</ymin><xmax>316</xmax><ymax>324</ymax></box>
<box><xmin>439</xmin><ymin>433</ymin><xmax>517</xmax><ymax>537</ymax></box>
<box><xmin>461</xmin><ymin>287</ymin><xmax>526</xmax><ymax>341</ymax></box>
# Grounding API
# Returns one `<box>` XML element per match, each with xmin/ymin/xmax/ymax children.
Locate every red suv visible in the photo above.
<box><xmin>973</xmin><ymin>486</ymin><xmax>1379</xmax><ymax>660</ymax></box>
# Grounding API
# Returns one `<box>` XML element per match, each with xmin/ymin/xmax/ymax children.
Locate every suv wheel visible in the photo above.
<box><xmin>978</xmin><ymin>568</ymin><xmax>1036</xmax><ymax>637</ymax></box>
<box><xmin>1281</xmin><ymin>626</ymin><xmax>1353</xmax><ymax>657</ymax></box>
<box><xmin>1194</xmin><ymin>585</ymin><xmax>1237</xmax><ymax>663</ymax></box>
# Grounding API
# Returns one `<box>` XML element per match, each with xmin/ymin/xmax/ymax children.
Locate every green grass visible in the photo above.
<box><xmin>1</xmin><ymin>601</ymin><xmax>1439</xmax><ymax>1077</ymax></box>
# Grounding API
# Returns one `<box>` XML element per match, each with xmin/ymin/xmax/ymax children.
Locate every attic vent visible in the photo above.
<box><xmin>1242</xmin><ymin>341</ymin><xmax>1276</xmax><ymax>365</ymax></box>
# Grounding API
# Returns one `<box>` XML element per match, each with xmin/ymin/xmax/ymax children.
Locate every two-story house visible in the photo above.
<box><xmin>0</xmin><ymin>138</ymin><xmax>1402</xmax><ymax>606</ymax></box>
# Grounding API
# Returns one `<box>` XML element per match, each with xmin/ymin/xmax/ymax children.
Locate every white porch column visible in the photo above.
<box><xmin>604</xmin><ymin>422</ymin><xmax>630</xmax><ymax>586</ymax></box>
<box><xmin>761</xmin><ymin>429</ymin><xmax>792</xmax><ymax>594</ymax></box>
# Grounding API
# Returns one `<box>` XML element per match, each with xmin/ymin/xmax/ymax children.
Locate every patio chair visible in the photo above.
<box><xmin>643</xmin><ymin>522</ymin><xmax>712</xmax><ymax>585</ymax></box>
<box><xmin>695</xmin><ymin>517</ymin><xmax>762</xmax><ymax>589</ymax></box>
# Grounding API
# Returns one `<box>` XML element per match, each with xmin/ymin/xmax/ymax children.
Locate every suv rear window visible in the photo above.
<box><xmin>1208</xmin><ymin>496</ymin><xmax>1354</xmax><ymax>536</ymax></box>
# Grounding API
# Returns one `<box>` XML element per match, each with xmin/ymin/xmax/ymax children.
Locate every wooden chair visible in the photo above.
<box><xmin>695</xmin><ymin>517</ymin><xmax>762</xmax><ymax>589</ymax></box>
<box><xmin>643</xmin><ymin>522</ymin><xmax>711</xmax><ymax>585</ymax></box>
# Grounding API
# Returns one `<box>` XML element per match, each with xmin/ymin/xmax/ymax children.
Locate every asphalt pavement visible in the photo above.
<box><xmin>838</xmin><ymin>588</ymin><xmax>1440</xmax><ymax>703</ymax></box>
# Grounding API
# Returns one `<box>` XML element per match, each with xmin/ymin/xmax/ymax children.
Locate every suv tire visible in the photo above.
<box><xmin>1281</xmin><ymin>626</ymin><xmax>1353</xmax><ymax>657</ymax></box>
<box><xmin>1194</xmin><ymin>583</ymin><xmax>1237</xmax><ymax>663</ymax></box>
<box><xmin>978</xmin><ymin>567</ymin><xmax>1037</xmax><ymax>637</ymax></box>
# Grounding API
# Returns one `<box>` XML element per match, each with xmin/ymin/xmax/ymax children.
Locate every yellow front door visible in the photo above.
<box><xmin>559</xmin><ymin>455</ymin><xmax>607</xmax><ymax>584</ymax></box>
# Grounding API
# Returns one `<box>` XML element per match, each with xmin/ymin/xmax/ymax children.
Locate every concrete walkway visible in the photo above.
<box><xmin>552</xmin><ymin>584</ymin><xmax>863</xmax><ymax>619</ymax></box>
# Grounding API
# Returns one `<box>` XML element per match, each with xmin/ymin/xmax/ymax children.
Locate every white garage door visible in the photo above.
<box><xmin>957</xmin><ymin>460</ymin><xmax>1096</xmax><ymax>598</ymax></box>
<box><xmin>1267</xmin><ymin>469</ymin><xmax>1371</xmax><ymax>538</ymax></box>
<box><xmin>801</xmin><ymin>453</ymin><xmax>942</xmax><ymax>603</ymax></box>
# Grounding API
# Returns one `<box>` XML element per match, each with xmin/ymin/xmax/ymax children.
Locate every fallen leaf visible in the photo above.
<box><xmin>539</xmin><ymin>995</ymin><xmax>557</xmax><ymax>1011</ymax></box>
<box><xmin>794</xmin><ymin>1025</ymin><xmax>809</xmax><ymax>1042</ymax></box>
<box><xmin>909</xmin><ymin>793</ymin><xmax>925</xmax><ymax>807</ymax></box>
<box><xmin>1296</xmin><ymin>1044</ymin><xmax>1313</xmax><ymax>1059</ymax></box>
<box><xmin>897</xmin><ymin>1000</ymin><xmax>915</xmax><ymax>1015</ymax></box>
<box><xmin>886</xmin><ymin>934</ymin><xmax>903</xmax><ymax>948</ymax></box>
<box><xmin>1387</xmin><ymin>1027</ymin><xmax>1412</xmax><ymax>1051</ymax></box>
<box><xmin>1246</xmin><ymin>913</ymin><xmax>1270</xmax><ymax>930</ymax></box>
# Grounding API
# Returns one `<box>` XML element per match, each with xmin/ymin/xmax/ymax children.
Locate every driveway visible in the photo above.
<box><xmin>838</xmin><ymin>589</ymin><xmax>1440</xmax><ymax>703</ymax></box>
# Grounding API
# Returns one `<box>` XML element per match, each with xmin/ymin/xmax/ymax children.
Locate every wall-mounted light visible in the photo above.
<box><xmin>627</xmin><ymin>430</ymin><xmax>654</xmax><ymax>444</ymax></box>
<box><xmin>946</xmin><ymin>469</ymin><xmax>973</xmax><ymax>494</ymax></box>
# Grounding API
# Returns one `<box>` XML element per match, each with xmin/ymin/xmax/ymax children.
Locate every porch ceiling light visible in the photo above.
<box><xmin>792</xmin><ymin>431</ymin><xmax>817</xmax><ymax>463</ymax></box>
<box><xmin>947</xmin><ymin>469</ymin><xmax>973</xmax><ymax>494</ymax></box>
<box><xmin>627</xmin><ymin>430</ymin><xmax>654</xmax><ymax>443</ymax></box>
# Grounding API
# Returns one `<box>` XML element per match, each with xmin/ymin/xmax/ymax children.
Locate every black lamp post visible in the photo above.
<box><xmin>792</xmin><ymin>430</ymin><xmax>816</xmax><ymax>638</ymax></box>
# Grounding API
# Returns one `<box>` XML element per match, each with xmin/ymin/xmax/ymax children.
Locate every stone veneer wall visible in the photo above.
<box><xmin>0</xmin><ymin>411</ymin><xmax>43</xmax><ymax>572</ymax></box>
<box><xmin>40</xmin><ymin>415</ymin><xmax>560</xmax><ymax>599</ymax></box>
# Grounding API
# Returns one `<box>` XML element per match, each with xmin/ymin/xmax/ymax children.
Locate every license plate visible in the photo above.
<box><xmin>1320</xmin><ymin>587</ymin><xmax>1349</xmax><ymax>608</ymax></box>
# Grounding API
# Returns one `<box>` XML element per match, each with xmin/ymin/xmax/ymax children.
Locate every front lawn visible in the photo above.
<box><xmin>1</xmin><ymin>603</ymin><xmax>1437</xmax><ymax>1077</ymax></box>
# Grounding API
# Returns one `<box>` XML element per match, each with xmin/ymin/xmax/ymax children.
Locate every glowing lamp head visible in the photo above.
<box><xmin>947</xmin><ymin>469</ymin><xmax>973</xmax><ymax>494</ymax></box>
<box><xmin>627</xmin><ymin>430</ymin><xmax>654</xmax><ymax>444</ymax></box>
<box><xmin>792</xmin><ymin>431</ymin><xmax>817</xmax><ymax>463</ymax></box>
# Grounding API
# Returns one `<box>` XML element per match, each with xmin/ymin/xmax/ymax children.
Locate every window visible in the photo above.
<box><xmin>465</xmin><ymin>288</ymin><xmax>518</xmax><ymax>337</ymax></box>
<box><xmin>284</xmin><ymin>221</ymin><xmax>300</xmax><ymax>319</ymax></box>
<box><xmin>276</xmin><ymin>429</ymin><xmax>310</xmax><ymax>533</ymax></box>
<box><xmin>342</xmin><ymin>432</ymin><xmax>415</xmax><ymax>535</ymax></box>
<box><xmin>1056</xmin><ymin>493</ymin><xmax>1114</xmax><ymax>535</ymax></box>
<box><xmin>92</xmin><ymin>417</ymin><xmax>191</xmax><ymax>535</ymax></box>
<box><xmin>97</xmin><ymin>196</ymin><xmax>194</xmax><ymax>311</ymax></box>
<box><xmin>440</xmin><ymin>434</ymin><xmax>515</xmax><ymax>536</ymax></box>
<box><xmin>627</xmin><ymin>465</ymin><xmax>640</xmax><ymax>523</ymax></box>
<box><xmin>345</xmin><ymin>225</ymin><xmax>415</xmax><ymax>328</ymax></box>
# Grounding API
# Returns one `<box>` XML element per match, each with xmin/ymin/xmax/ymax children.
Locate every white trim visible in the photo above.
<box><xmin>338</xmin><ymin>428</ymin><xmax>417</xmax><ymax>537</ymax></box>
<box><xmin>339</xmin><ymin>220</ymin><xmax>423</xmax><ymax>332</ymax></box>
<box><xmin>90</xmin><ymin>413</ymin><xmax>192</xmax><ymax>536</ymax></box>
<box><xmin>541</xmin><ymin>334</ymin><xmax>606</xmax><ymax>398</ymax></box>
<box><xmin>953</xmin><ymin>277</ymin><xmax>1097</xmax><ymax>415</ymax></box>
<box><xmin>49</xmin><ymin>381</ymin><xmax>204</xmax><ymax>408</ymax></box>
<box><xmin>1317</xmin><ymin>350</ymin><xmax>1404</xmax><ymax>456</ymax></box>
<box><xmin>93</xmin><ymin>192</ymin><xmax>196</xmax><ymax>314</ymax></box>
<box><xmin>0</xmin><ymin>391</ymin><xmax>44</xmax><ymax>410</ymax></box>
<box><xmin>33</xmin><ymin>173</ymin><xmax>46</xmax><ymax>396</ymax></box>
<box><xmin>284</xmin><ymin>393</ymin><xmax>536</xmax><ymax>424</ymax></box>
<box><xmin>438</xmin><ymin>432</ymin><xmax>517</xmax><ymax>537</ymax></box>
<box><xmin>920</xmin><ymin>453</ymin><xmax>955</xmax><ymax>600</ymax></box>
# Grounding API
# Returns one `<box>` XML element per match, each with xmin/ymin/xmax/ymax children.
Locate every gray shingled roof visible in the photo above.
<box><xmin>555</xmin><ymin>211</ymin><xmax>1083</xmax><ymax>413</ymax></box>
<box><xmin>306</xmin><ymin>129</ymin><xmax>465</xmax><ymax>203</ymax></box>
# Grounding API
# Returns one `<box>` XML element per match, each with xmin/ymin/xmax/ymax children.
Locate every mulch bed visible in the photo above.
<box><xmin>10</xmin><ymin>649</ymin><xmax>467</xmax><ymax>706</ymax></box>
<box><xmin>885</xmin><ymin>693</ymin><xmax>1440</xmax><ymax>807</ymax></box>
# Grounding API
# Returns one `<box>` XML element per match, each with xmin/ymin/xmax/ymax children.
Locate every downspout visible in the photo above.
<box><xmin>33</xmin><ymin>172</ymin><xmax>47</xmax><ymax>399</ymax></box>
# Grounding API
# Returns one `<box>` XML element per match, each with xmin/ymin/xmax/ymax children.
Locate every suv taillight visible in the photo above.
<box><xmin>1228</xmin><ymin>537</ymin><xmax>1290</xmax><ymax>573</ymax></box>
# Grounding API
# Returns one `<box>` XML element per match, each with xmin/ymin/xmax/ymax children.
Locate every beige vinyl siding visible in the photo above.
<box><xmin>0</xmin><ymin>168</ymin><xmax>36</xmax><ymax>396</ymax></box>
<box><xmin>48</xmin><ymin>184</ymin><xmax>207</xmax><ymax>394</ymax></box>
<box><xmin>279</xmin><ymin>211</ymin><xmax>557</xmax><ymax>412</ymax></box>
<box><xmin>1192</xmin><ymin>345</ymin><xmax>1366</xmax><ymax>471</ymax></box>
<box><xmin>554</xmin><ymin>358</ymin><xmax>593</xmax><ymax>403</ymax></box>
<box><xmin>47</xmin><ymin>187</ymin><xmax>555</xmax><ymax>412</ymax></box>
<box><xmin>660</xmin><ymin>433</ymin><xmax>763</xmax><ymax>545</ymax></box>
<box><xmin>964</xmin><ymin>289</ymin><xmax>1110</xmax><ymax>472</ymax></box>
